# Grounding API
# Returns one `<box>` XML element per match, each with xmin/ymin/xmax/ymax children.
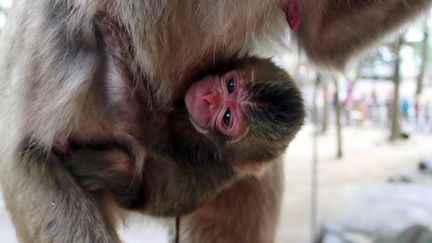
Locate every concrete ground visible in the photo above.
<box><xmin>1</xmin><ymin>126</ymin><xmax>432</xmax><ymax>242</ymax></box>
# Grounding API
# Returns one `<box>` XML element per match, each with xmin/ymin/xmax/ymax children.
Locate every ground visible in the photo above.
<box><xmin>278</xmin><ymin>126</ymin><xmax>432</xmax><ymax>243</ymax></box>
<box><xmin>1</xmin><ymin>126</ymin><xmax>432</xmax><ymax>242</ymax></box>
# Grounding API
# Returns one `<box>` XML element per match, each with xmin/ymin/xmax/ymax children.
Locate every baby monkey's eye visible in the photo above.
<box><xmin>226</xmin><ymin>77</ymin><xmax>235</xmax><ymax>93</ymax></box>
<box><xmin>223</xmin><ymin>109</ymin><xmax>232</xmax><ymax>127</ymax></box>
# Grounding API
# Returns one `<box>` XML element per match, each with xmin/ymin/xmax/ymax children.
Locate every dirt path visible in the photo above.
<box><xmin>277</xmin><ymin>126</ymin><xmax>432</xmax><ymax>243</ymax></box>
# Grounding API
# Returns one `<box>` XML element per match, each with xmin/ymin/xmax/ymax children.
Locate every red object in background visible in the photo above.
<box><xmin>281</xmin><ymin>0</ymin><xmax>300</xmax><ymax>31</ymax></box>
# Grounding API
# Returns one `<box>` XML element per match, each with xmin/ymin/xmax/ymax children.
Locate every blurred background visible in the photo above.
<box><xmin>1</xmin><ymin>1</ymin><xmax>432</xmax><ymax>243</ymax></box>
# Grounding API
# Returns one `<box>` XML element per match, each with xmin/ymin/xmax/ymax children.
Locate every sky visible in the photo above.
<box><xmin>0</xmin><ymin>0</ymin><xmax>12</xmax><ymax>8</ymax></box>
<box><xmin>0</xmin><ymin>0</ymin><xmax>11</xmax><ymax>29</ymax></box>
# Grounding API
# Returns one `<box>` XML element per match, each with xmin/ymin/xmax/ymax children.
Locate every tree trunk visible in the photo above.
<box><xmin>311</xmin><ymin>72</ymin><xmax>320</xmax><ymax>243</ymax></box>
<box><xmin>334</xmin><ymin>77</ymin><xmax>343</xmax><ymax>158</ymax></box>
<box><xmin>416</xmin><ymin>19</ymin><xmax>429</xmax><ymax>97</ymax></box>
<box><xmin>390</xmin><ymin>36</ymin><xmax>403</xmax><ymax>141</ymax></box>
<box><xmin>321</xmin><ymin>80</ymin><xmax>329</xmax><ymax>134</ymax></box>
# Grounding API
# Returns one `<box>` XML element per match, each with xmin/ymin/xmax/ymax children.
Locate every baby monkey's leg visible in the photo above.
<box><xmin>64</xmin><ymin>146</ymin><xmax>144</xmax><ymax>209</ymax></box>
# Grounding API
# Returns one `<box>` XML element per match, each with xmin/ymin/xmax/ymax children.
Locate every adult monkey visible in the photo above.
<box><xmin>0</xmin><ymin>1</ymin><xmax>430</xmax><ymax>243</ymax></box>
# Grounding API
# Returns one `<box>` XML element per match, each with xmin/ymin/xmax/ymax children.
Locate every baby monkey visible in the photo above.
<box><xmin>64</xmin><ymin>57</ymin><xmax>305</xmax><ymax>216</ymax></box>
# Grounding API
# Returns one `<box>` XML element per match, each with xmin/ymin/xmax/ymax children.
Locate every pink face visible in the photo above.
<box><xmin>185</xmin><ymin>70</ymin><xmax>249</xmax><ymax>141</ymax></box>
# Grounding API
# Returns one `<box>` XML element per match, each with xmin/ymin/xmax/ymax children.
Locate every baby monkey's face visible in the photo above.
<box><xmin>185</xmin><ymin>69</ymin><xmax>250</xmax><ymax>142</ymax></box>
